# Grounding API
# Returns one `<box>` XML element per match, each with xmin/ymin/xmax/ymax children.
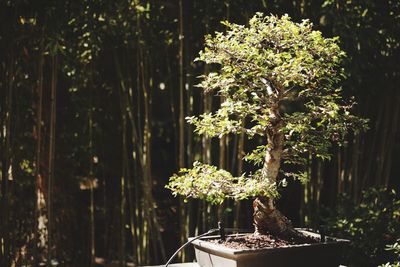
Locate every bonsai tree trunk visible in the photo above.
<box><xmin>253</xmin><ymin>118</ymin><xmax>296</xmax><ymax>237</ymax></box>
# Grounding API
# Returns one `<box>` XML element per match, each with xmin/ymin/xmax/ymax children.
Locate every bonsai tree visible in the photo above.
<box><xmin>167</xmin><ymin>13</ymin><xmax>367</xmax><ymax>238</ymax></box>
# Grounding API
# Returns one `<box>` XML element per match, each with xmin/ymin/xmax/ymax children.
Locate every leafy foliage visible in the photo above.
<box><xmin>168</xmin><ymin>13</ymin><xmax>367</xmax><ymax>203</ymax></box>
<box><xmin>167</xmin><ymin>162</ymin><xmax>277</xmax><ymax>204</ymax></box>
<box><xmin>324</xmin><ymin>188</ymin><xmax>400</xmax><ymax>267</ymax></box>
<box><xmin>379</xmin><ymin>241</ymin><xmax>400</xmax><ymax>267</ymax></box>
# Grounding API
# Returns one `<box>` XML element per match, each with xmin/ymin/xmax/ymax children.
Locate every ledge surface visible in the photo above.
<box><xmin>141</xmin><ymin>263</ymin><xmax>200</xmax><ymax>267</ymax></box>
<box><xmin>142</xmin><ymin>263</ymin><xmax>347</xmax><ymax>267</ymax></box>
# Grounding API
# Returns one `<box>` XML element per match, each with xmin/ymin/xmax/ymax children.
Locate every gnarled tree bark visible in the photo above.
<box><xmin>253</xmin><ymin>111</ymin><xmax>296</xmax><ymax>237</ymax></box>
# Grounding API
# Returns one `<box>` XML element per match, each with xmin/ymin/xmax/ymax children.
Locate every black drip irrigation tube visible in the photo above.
<box><xmin>163</xmin><ymin>228</ymin><xmax>219</xmax><ymax>267</ymax></box>
<box><xmin>164</xmin><ymin>222</ymin><xmax>252</xmax><ymax>267</ymax></box>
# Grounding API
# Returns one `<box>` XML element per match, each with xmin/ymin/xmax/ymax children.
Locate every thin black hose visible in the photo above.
<box><xmin>164</xmin><ymin>227</ymin><xmax>252</xmax><ymax>267</ymax></box>
<box><xmin>164</xmin><ymin>228</ymin><xmax>219</xmax><ymax>267</ymax></box>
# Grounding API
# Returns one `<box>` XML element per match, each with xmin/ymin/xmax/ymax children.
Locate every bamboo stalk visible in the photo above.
<box><xmin>337</xmin><ymin>147</ymin><xmax>343</xmax><ymax>195</ymax></box>
<box><xmin>127</xmin><ymin>62</ymin><xmax>141</xmax><ymax>265</ymax></box>
<box><xmin>177</xmin><ymin>0</ymin><xmax>188</xmax><ymax>261</ymax></box>
<box><xmin>124</xmin><ymin>59</ymin><xmax>139</xmax><ymax>264</ymax></box>
<box><xmin>383</xmin><ymin>89</ymin><xmax>400</xmax><ymax>186</ymax></box>
<box><xmin>88</xmin><ymin>69</ymin><xmax>96</xmax><ymax>267</ymax></box>
<box><xmin>352</xmin><ymin>134</ymin><xmax>360</xmax><ymax>202</ymax></box>
<box><xmin>123</xmin><ymin>20</ymin><xmax>166</xmax><ymax>261</ymax></box>
<box><xmin>133</xmin><ymin>9</ymin><xmax>147</xmax><ymax>264</ymax></box>
<box><xmin>126</xmin><ymin>162</ymin><xmax>138</xmax><ymax>265</ymax></box>
<box><xmin>178</xmin><ymin>0</ymin><xmax>185</xmax><ymax>170</ymax></box>
<box><xmin>1</xmin><ymin>46</ymin><xmax>14</xmax><ymax>267</ymax></box>
<box><xmin>47</xmin><ymin>52</ymin><xmax>57</xmax><ymax>267</ymax></box>
<box><xmin>34</xmin><ymin>40</ymin><xmax>44</xmax><ymax>266</ymax></box>
<box><xmin>114</xmin><ymin>51</ymin><xmax>143</xmax><ymax>264</ymax></box>
<box><xmin>360</xmin><ymin>93</ymin><xmax>383</xmax><ymax>193</ymax></box>
<box><xmin>375</xmin><ymin>92</ymin><xmax>391</xmax><ymax>186</ymax></box>
<box><xmin>120</xmin><ymin>110</ymin><xmax>127</xmax><ymax>267</ymax></box>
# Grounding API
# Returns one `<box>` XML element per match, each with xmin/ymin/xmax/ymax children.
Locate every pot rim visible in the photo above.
<box><xmin>190</xmin><ymin>229</ymin><xmax>350</xmax><ymax>256</ymax></box>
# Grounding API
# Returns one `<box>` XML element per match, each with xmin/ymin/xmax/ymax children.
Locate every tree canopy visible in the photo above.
<box><xmin>168</xmin><ymin>14</ymin><xmax>368</xmax><ymax>203</ymax></box>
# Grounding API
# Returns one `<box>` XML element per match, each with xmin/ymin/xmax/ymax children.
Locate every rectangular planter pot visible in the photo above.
<box><xmin>190</xmin><ymin>229</ymin><xmax>349</xmax><ymax>267</ymax></box>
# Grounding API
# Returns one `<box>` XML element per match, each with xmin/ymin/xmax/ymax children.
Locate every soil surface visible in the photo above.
<box><xmin>208</xmin><ymin>232</ymin><xmax>320</xmax><ymax>250</ymax></box>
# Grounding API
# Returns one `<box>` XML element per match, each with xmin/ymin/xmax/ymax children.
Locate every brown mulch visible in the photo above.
<box><xmin>207</xmin><ymin>232</ymin><xmax>320</xmax><ymax>250</ymax></box>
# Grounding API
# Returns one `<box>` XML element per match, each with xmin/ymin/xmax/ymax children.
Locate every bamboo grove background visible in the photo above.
<box><xmin>0</xmin><ymin>0</ymin><xmax>399</xmax><ymax>266</ymax></box>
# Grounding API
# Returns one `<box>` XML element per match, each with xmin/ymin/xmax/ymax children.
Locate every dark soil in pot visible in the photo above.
<box><xmin>207</xmin><ymin>232</ymin><xmax>319</xmax><ymax>250</ymax></box>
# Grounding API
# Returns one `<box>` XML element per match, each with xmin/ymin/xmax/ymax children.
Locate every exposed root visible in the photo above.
<box><xmin>253</xmin><ymin>197</ymin><xmax>309</xmax><ymax>241</ymax></box>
